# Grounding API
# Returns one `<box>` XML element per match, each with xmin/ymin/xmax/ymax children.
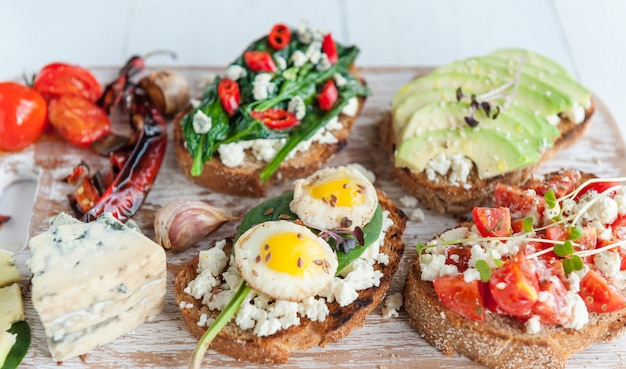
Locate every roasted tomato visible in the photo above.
<box><xmin>532</xmin><ymin>278</ymin><xmax>570</xmax><ymax>324</ymax></box>
<box><xmin>34</xmin><ymin>62</ymin><xmax>102</xmax><ymax>102</ymax></box>
<box><xmin>579</xmin><ymin>270</ymin><xmax>626</xmax><ymax>313</ymax></box>
<box><xmin>433</xmin><ymin>274</ymin><xmax>487</xmax><ymax>321</ymax></box>
<box><xmin>318</xmin><ymin>79</ymin><xmax>338</xmax><ymax>111</ymax></box>
<box><xmin>0</xmin><ymin>82</ymin><xmax>48</xmax><ymax>151</ymax></box>
<box><xmin>48</xmin><ymin>95</ymin><xmax>111</xmax><ymax>148</ymax></box>
<box><xmin>489</xmin><ymin>254</ymin><xmax>540</xmax><ymax>316</ymax></box>
<box><xmin>472</xmin><ymin>207</ymin><xmax>513</xmax><ymax>238</ymax></box>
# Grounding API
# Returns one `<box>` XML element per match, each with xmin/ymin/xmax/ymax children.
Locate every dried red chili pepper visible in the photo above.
<box><xmin>268</xmin><ymin>24</ymin><xmax>291</xmax><ymax>50</ymax></box>
<box><xmin>250</xmin><ymin>108</ymin><xmax>299</xmax><ymax>130</ymax></box>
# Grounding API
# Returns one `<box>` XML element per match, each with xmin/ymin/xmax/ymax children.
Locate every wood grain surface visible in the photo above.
<box><xmin>8</xmin><ymin>67</ymin><xmax>626</xmax><ymax>368</ymax></box>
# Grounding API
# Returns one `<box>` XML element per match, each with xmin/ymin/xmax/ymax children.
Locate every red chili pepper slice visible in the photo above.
<box><xmin>48</xmin><ymin>95</ymin><xmax>112</xmax><ymax>148</ymax></box>
<box><xmin>268</xmin><ymin>24</ymin><xmax>291</xmax><ymax>50</ymax></box>
<box><xmin>250</xmin><ymin>108</ymin><xmax>299</xmax><ymax>130</ymax></box>
<box><xmin>318</xmin><ymin>79</ymin><xmax>338</xmax><ymax>110</ymax></box>
<box><xmin>244</xmin><ymin>51</ymin><xmax>278</xmax><ymax>72</ymax></box>
<box><xmin>218</xmin><ymin>78</ymin><xmax>241</xmax><ymax>116</ymax></box>
<box><xmin>322</xmin><ymin>33</ymin><xmax>338</xmax><ymax>64</ymax></box>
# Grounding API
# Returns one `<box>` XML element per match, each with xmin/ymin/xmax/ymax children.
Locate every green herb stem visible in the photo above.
<box><xmin>189</xmin><ymin>282</ymin><xmax>251</xmax><ymax>369</ymax></box>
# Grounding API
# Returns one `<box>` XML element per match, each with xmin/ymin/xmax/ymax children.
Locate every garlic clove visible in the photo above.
<box><xmin>154</xmin><ymin>200</ymin><xmax>234</xmax><ymax>251</ymax></box>
<box><xmin>139</xmin><ymin>70</ymin><xmax>190</xmax><ymax>116</ymax></box>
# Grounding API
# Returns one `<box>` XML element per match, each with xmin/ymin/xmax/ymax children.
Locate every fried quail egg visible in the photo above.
<box><xmin>234</xmin><ymin>220</ymin><xmax>338</xmax><ymax>302</ymax></box>
<box><xmin>290</xmin><ymin>166</ymin><xmax>378</xmax><ymax>231</ymax></box>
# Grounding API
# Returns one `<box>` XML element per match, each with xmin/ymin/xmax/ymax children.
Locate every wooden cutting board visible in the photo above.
<box><xmin>8</xmin><ymin>67</ymin><xmax>626</xmax><ymax>368</ymax></box>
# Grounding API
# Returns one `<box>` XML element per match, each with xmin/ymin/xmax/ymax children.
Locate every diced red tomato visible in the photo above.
<box><xmin>489</xmin><ymin>254</ymin><xmax>540</xmax><ymax>317</ymax></box>
<box><xmin>545</xmin><ymin>226</ymin><xmax>568</xmax><ymax>242</ymax></box>
<box><xmin>575</xmin><ymin>181</ymin><xmax>621</xmax><ymax>200</ymax></box>
<box><xmin>243</xmin><ymin>51</ymin><xmax>277</xmax><ymax>72</ymax></box>
<box><xmin>217</xmin><ymin>78</ymin><xmax>240</xmax><ymax>116</ymax></box>
<box><xmin>48</xmin><ymin>95</ymin><xmax>111</xmax><ymax>148</ymax></box>
<box><xmin>433</xmin><ymin>275</ymin><xmax>487</xmax><ymax>321</ymax></box>
<box><xmin>268</xmin><ymin>23</ymin><xmax>291</xmax><ymax>50</ymax></box>
<box><xmin>579</xmin><ymin>270</ymin><xmax>626</xmax><ymax>313</ymax></box>
<box><xmin>528</xmin><ymin>170</ymin><xmax>581</xmax><ymax>198</ymax></box>
<box><xmin>603</xmin><ymin>238</ymin><xmax>626</xmax><ymax>271</ymax></box>
<box><xmin>445</xmin><ymin>246</ymin><xmax>472</xmax><ymax>273</ymax></box>
<box><xmin>494</xmin><ymin>183</ymin><xmax>545</xmax><ymax>220</ymax></box>
<box><xmin>34</xmin><ymin>62</ymin><xmax>102</xmax><ymax>102</ymax></box>
<box><xmin>322</xmin><ymin>33</ymin><xmax>338</xmax><ymax>64</ymax></box>
<box><xmin>532</xmin><ymin>278</ymin><xmax>570</xmax><ymax>325</ymax></box>
<box><xmin>250</xmin><ymin>108</ymin><xmax>299</xmax><ymax>130</ymax></box>
<box><xmin>612</xmin><ymin>215</ymin><xmax>626</xmax><ymax>240</ymax></box>
<box><xmin>472</xmin><ymin>207</ymin><xmax>513</xmax><ymax>238</ymax></box>
<box><xmin>318</xmin><ymin>79</ymin><xmax>338</xmax><ymax>111</ymax></box>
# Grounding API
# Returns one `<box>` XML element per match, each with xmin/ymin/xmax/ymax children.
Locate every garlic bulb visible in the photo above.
<box><xmin>139</xmin><ymin>70</ymin><xmax>190</xmax><ymax>116</ymax></box>
<box><xmin>154</xmin><ymin>200</ymin><xmax>233</xmax><ymax>251</ymax></box>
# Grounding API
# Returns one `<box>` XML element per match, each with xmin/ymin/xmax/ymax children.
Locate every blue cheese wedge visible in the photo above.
<box><xmin>27</xmin><ymin>212</ymin><xmax>166</xmax><ymax>362</ymax></box>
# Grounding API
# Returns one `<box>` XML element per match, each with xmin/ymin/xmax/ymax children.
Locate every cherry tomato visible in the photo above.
<box><xmin>34</xmin><ymin>62</ymin><xmax>102</xmax><ymax>102</ymax></box>
<box><xmin>445</xmin><ymin>246</ymin><xmax>472</xmax><ymax>273</ymax></box>
<box><xmin>528</xmin><ymin>170</ymin><xmax>581</xmax><ymax>198</ymax></box>
<box><xmin>48</xmin><ymin>95</ymin><xmax>111</xmax><ymax>148</ymax></box>
<box><xmin>489</xmin><ymin>254</ymin><xmax>540</xmax><ymax>317</ymax></box>
<box><xmin>612</xmin><ymin>215</ymin><xmax>626</xmax><ymax>240</ymax></box>
<box><xmin>532</xmin><ymin>278</ymin><xmax>570</xmax><ymax>325</ymax></box>
<box><xmin>0</xmin><ymin>82</ymin><xmax>48</xmax><ymax>151</ymax></box>
<box><xmin>250</xmin><ymin>108</ymin><xmax>299</xmax><ymax>130</ymax></box>
<box><xmin>472</xmin><ymin>207</ymin><xmax>513</xmax><ymax>237</ymax></box>
<box><xmin>433</xmin><ymin>274</ymin><xmax>486</xmax><ymax>321</ymax></box>
<box><xmin>494</xmin><ymin>183</ymin><xmax>545</xmax><ymax>220</ymax></box>
<box><xmin>244</xmin><ymin>51</ymin><xmax>277</xmax><ymax>72</ymax></box>
<box><xmin>575</xmin><ymin>181</ymin><xmax>621</xmax><ymax>200</ymax></box>
<box><xmin>268</xmin><ymin>23</ymin><xmax>291</xmax><ymax>50</ymax></box>
<box><xmin>217</xmin><ymin>78</ymin><xmax>240</xmax><ymax>116</ymax></box>
<box><xmin>579</xmin><ymin>270</ymin><xmax>626</xmax><ymax>313</ymax></box>
<box><xmin>318</xmin><ymin>79</ymin><xmax>338</xmax><ymax>111</ymax></box>
<box><xmin>322</xmin><ymin>33</ymin><xmax>338</xmax><ymax>64</ymax></box>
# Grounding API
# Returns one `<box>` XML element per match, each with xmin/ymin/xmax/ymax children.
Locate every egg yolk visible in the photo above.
<box><xmin>261</xmin><ymin>232</ymin><xmax>331</xmax><ymax>277</ymax></box>
<box><xmin>308</xmin><ymin>178</ymin><xmax>366</xmax><ymax>207</ymax></box>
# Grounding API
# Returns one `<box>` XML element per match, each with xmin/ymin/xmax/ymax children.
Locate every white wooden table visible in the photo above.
<box><xmin>2</xmin><ymin>1</ymin><xmax>626</xmax><ymax>367</ymax></box>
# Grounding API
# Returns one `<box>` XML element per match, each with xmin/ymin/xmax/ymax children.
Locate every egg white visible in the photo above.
<box><xmin>234</xmin><ymin>220</ymin><xmax>338</xmax><ymax>302</ymax></box>
<box><xmin>290</xmin><ymin>166</ymin><xmax>378</xmax><ymax>231</ymax></box>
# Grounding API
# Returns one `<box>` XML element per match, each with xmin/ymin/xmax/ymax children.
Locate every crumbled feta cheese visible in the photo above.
<box><xmin>225</xmin><ymin>64</ymin><xmax>247</xmax><ymax>81</ymax></box>
<box><xmin>298</xmin><ymin>296</ymin><xmax>329</xmax><ymax>322</ymax></box>
<box><xmin>463</xmin><ymin>267</ymin><xmax>481</xmax><ymax>282</ymax></box>
<box><xmin>305</xmin><ymin>41</ymin><xmax>323</xmax><ymax>64</ymax></box>
<box><xmin>252</xmin><ymin>73</ymin><xmax>276</xmax><ymax>101</ymax></box>
<box><xmin>341</xmin><ymin>97</ymin><xmax>359</xmax><ymax>117</ymax></box>
<box><xmin>614</xmin><ymin>187</ymin><xmax>626</xmax><ymax>215</ymax></box>
<box><xmin>376</xmin><ymin>252</ymin><xmax>390</xmax><ymax>265</ymax></box>
<box><xmin>324</xmin><ymin>116</ymin><xmax>343</xmax><ymax>131</ymax></box>
<box><xmin>399</xmin><ymin>195</ymin><xmax>419</xmax><ymax>208</ymax></box>
<box><xmin>291</xmin><ymin>50</ymin><xmax>308</xmax><ymax>67</ymax></box>
<box><xmin>346</xmin><ymin>163</ymin><xmax>376</xmax><ymax>183</ymax></box>
<box><xmin>382</xmin><ymin>292</ymin><xmax>403</xmax><ymax>318</ymax></box>
<box><xmin>525</xmin><ymin>315</ymin><xmax>541</xmax><ymax>334</ymax></box>
<box><xmin>565</xmin><ymin>103</ymin><xmax>586</xmax><ymax>124</ymax></box>
<box><xmin>420</xmin><ymin>254</ymin><xmax>447</xmax><ymax>281</ymax></box>
<box><xmin>179</xmin><ymin>301</ymin><xmax>194</xmax><ymax>309</ymax></box>
<box><xmin>190</xmin><ymin>98</ymin><xmax>201</xmax><ymax>108</ymax></box>
<box><xmin>192</xmin><ymin>110</ymin><xmax>212</xmax><ymax>134</ymax></box>
<box><xmin>334</xmin><ymin>73</ymin><xmax>348</xmax><ymax>87</ymax></box>
<box><xmin>562</xmin><ymin>291</ymin><xmax>589</xmax><ymax>330</ymax></box>
<box><xmin>287</xmin><ymin>96</ymin><xmax>306</xmax><ymax>120</ymax></box>
<box><xmin>594</xmin><ymin>251</ymin><xmax>621</xmax><ymax>281</ymax></box>
<box><xmin>274</xmin><ymin>55</ymin><xmax>287</xmax><ymax>70</ymax></box>
<box><xmin>575</xmin><ymin>194</ymin><xmax>618</xmax><ymax>225</ymax></box>
<box><xmin>217</xmin><ymin>141</ymin><xmax>248</xmax><ymax>168</ymax></box>
<box><xmin>409</xmin><ymin>208</ymin><xmax>425</xmax><ymax>222</ymax></box>
<box><xmin>197</xmin><ymin>313</ymin><xmax>209</xmax><ymax>327</ymax></box>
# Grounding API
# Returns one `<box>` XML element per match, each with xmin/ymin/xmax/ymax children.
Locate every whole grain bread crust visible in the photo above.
<box><xmin>403</xmin><ymin>170</ymin><xmax>626</xmax><ymax>369</ymax></box>
<box><xmin>174</xmin><ymin>190</ymin><xmax>407</xmax><ymax>364</ymax></box>
<box><xmin>174</xmin><ymin>69</ymin><xmax>366</xmax><ymax>197</ymax></box>
<box><xmin>380</xmin><ymin>101</ymin><xmax>595</xmax><ymax>216</ymax></box>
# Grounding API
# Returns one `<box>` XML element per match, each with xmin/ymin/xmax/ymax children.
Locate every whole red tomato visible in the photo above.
<box><xmin>34</xmin><ymin>62</ymin><xmax>102</xmax><ymax>102</ymax></box>
<box><xmin>0</xmin><ymin>82</ymin><xmax>48</xmax><ymax>151</ymax></box>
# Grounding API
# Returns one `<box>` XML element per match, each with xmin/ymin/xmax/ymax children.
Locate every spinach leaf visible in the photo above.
<box><xmin>234</xmin><ymin>193</ymin><xmax>383</xmax><ymax>275</ymax></box>
<box><xmin>1</xmin><ymin>321</ymin><xmax>30</xmax><ymax>369</ymax></box>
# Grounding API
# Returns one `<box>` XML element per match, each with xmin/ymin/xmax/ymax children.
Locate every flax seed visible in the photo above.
<box><xmin>263</xmin><ymin>207</ymin><xmax>274</xmax><ymax>216</ymax></box>
<box><xmin>265</xmin><ymin>252</ymin><xmax>272</xmax><ymax>262</ymax></box>
<box><xmin>297</xmin><ymin>257</ymin><xmax>303</xmax><ymax>268</ymax></box>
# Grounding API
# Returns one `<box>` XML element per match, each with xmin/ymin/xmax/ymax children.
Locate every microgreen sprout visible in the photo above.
<box><xmin>475</xmin><ymin>260</ymin><xmax>492</xmax><ymax>282</ymax></box>
<box><xmin>522</xmin><ymin>217</ymin><xmax>535</xmax><ymax>233</ymax></box>
<box><xmin>318</xmin><ymin>223</ymin><xmax>365</xmax><ymax>254</ymax></box>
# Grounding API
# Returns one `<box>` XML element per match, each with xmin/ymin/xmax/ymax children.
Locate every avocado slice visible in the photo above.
<box><xmin>487</xmin><ymin>48</ymin><xmax>574</xmax><ymax>79</ymax></box>
<box><xmin>397</xmin><ymin>101</ymin><xmax>549</xmax><ymax>156</ymax></box>
<box><xmin>506</xmin><ymin>103</ymin><xmax>560</xmax><ymax>140</ymax></box>
<box><xmin>395</xmin><ymin>128</ymin><xmax>539</xmax><ymax>179</ymax></box>
<box><xmin>392</xmin><ymin>73</ymin><xmax>562</xmax><ymax>129</ymax></box>
<box><xmin>433</xmin><ymin>59</ymin><xmax>575</xmax><ymax>112</ymax></box>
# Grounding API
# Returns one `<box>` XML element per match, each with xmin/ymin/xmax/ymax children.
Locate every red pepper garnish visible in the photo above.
<box><xmin>322</xmin><ymin>33</ymin><xmax>338</xmax><ymax>64</ymax></box>
<box><xmin>0</xmin><ymin>215</ymin><xmax>10</xmax><ymax>226</ymax></box>
<box><xmin>217</xmin><ymin>78</ymin><xmax>240</xmax><ymax>116</ymax></box>
<box><xmin>77</xmin><ymin>104</ymin><xmax>167</xmax><ymax>223</ymax></box>
<box><xmin>318</xmin><ymin>79</ymin><xmax>338</xmax><ymax>110</ymax></box>
<box><xmin>250</xmin><ymin>108</ymin><xmax>299</xmax><ymax>130</ymax></box>
<box><xmin>97</xmin><ymin>50</ymin><xmax>177</xmax><ymax>113</ymax></box>
<box><xmin>62</xmin><ymin>160</ymin><xmax>90</xmax><ymax>185</ymax></box>
<box><xmin>244</xmin><ymin>51</ymin><xmax>278</xmax><ymax>72</ymax></box>
<box><xmin>268</xmin><ymin>24</ymin><xmax>291</xmax><ymax>50</ymax></box>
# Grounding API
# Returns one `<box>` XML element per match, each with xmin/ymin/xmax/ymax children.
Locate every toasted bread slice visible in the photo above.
<box><xmin>174</xmin><ymin>190</ymin><xmax>406</xmax><ymax>364</ymax></box>
<box><xmin>174</xmin><ymin>70</ymin><xmax>366</xmax><ymax>197</ymax></box>
<box><xmin>403</xmin><ymin>170</ymin><xmax>626</xmax><ymax>369</ymax></box>
<box><xmin>380</xmin><ymin>102</ymin><xmax>594</xmax><ymax>215</ymax></box>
